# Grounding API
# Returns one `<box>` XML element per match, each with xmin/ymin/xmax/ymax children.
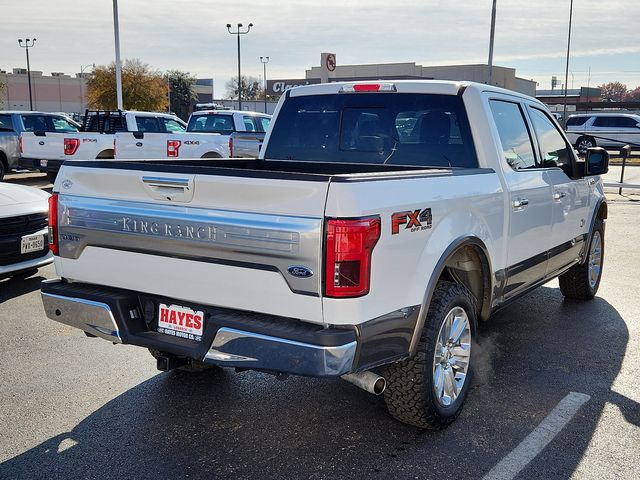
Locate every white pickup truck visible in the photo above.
<box><xmin>41</xmin><ymin>81</ymin><xmax>609</xmax><ymax>429</ymax></box>
<box><xmin>114</xmin><ymin>110</ymin><xmax>271</xmax><ymax>160</ymax></box>
<box><xmin>20</xmin><ymin>110</ymin><xmax>186</xmax><ymax>182</ymax></box>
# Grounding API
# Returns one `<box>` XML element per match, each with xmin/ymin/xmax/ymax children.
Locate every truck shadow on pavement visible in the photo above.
<box><xmin>0</xmin><ymin>286</ymin><xmax>637</xmax><ymax>480</ymax></box>
<box><xmin>0</xmin><ymin>273</ymin><xmax>47</xmax><ymax>304</ymax></box>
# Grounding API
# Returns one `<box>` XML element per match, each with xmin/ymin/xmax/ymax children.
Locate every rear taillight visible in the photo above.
<box><xmin>48</xmin><ymin>193</ymin><xmax>59</xmax><ymax>255</ymax></box>
<box><xmin>63</xmin><ymin>138</ymin><xmax>80</xmax><ymax>155</ymax></box>
<box><xmin>167</xmin><ymin>139</ymin><xmax>181</xmax><ymax>157</ymax></box>
<box><xmin>325</xmin><ymin>216</ymin><xmax>381</xmax><ymax>298</ymax></box>
<box><xmin>228</xmin><ymin>136</ymin><xmax>233</xmax><ymax>157</ymax></box>
<box><xmin>19</xmin><ymin>135</ymin><xmax>23</xmax><ymax>154</ymax></box>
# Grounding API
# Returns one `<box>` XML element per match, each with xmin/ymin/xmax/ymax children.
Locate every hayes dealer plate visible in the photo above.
<box><xmin>157</xmin><ymin>303</ymin><xmax>204</xmax><ymax>341</ymax></box>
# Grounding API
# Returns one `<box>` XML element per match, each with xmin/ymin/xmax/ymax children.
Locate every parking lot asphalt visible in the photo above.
<box><xmin>0</xmin><ymin>174</ymin><xmax>639</xmax><ymax>480</ymax></box>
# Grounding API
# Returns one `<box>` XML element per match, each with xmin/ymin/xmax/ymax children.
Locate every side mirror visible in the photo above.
<box><xmin>585</xmin><ymin>147</ymin><xmax>609</xmax><ymax>176</ymax></box>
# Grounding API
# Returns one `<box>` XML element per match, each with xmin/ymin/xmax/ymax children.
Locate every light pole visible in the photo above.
<box><xmin>487</xmin><ymin>0</ymin><xmax>497</xmax><ymax>85</ymax></box>
<box><xmin>260</xmin><ymin>56</ymin><xmax>269</xmax><ymax>114</ymax></box>
<box><xmin>112</xmin><ymin>0</ymin><xmax>123</xmax><ymax>110</ymax></box>
<box><xmin>227</xmin><ymin>23</ymin><xmax>253</xmax><ymax>110</ymax></box>
<box><xmin>80</xmin><ymin>63</ymin><xmax>94</xmax><ymax>113</ymax></box>
<box><xmin>562</xmin><ymin>0</ymin><xmax>574</xmax><ymax>127</ymax></box>
<box><xmin>18</xmin><ymin>38</ymin><xmax>36</xmax><ymax>111</ymax></box>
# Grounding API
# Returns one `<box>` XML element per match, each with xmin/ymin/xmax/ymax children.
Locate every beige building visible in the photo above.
<box><xmin>0</xmin><ymin>68</ymin><xmax>88</xmax><ymax>113</ymax></box>
<box><xmin>268</xmin><ymin>59</ymin><xmax>537</xmax><ymax>97</ymax></box>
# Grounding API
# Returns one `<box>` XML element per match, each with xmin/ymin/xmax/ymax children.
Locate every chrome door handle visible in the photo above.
<box><xmin>553</xmin><ymin>192</ymin><xmax>566</xmax><ymax>201</ymax></box>
<box><xmin>512</xmin><ymin>198</ymin><xmax>529</xmax><ymax>209</ymax></box>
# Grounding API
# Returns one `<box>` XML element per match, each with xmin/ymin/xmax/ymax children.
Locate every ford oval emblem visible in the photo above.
<box><xmin>136</xmin><ymin>142</ymin><xmax>143</xmax><ymax>147</ymax></box>
<box><xmin>287</xmin><ymin>265</ymin><xmax>313</xmax><ymax>278</ymax></box>
<box><xmin>39</xmin><ymin>141</ymin><xmax>45</xmax><ymax>146</ymax></box>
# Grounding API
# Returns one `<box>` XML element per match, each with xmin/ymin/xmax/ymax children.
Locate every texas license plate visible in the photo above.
<box><xmin>157</xmin><ymin>303</ymin><xmax>204</xmax><ymax>341</ymax></box>
<box><xmin>21</xmin><ymin>234</ymin><xmax>45</xmax><ymax>254</ymax></box>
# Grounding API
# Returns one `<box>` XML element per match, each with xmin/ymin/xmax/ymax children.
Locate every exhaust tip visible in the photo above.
<box><xmin>341</xmin><ymin>371</ymin><xmax>386</xmax><ymax>395</ymax></box>
<box><xmin>372</xmin><ymin>377</ymin><xmax>386</xmax><ymax>395</ymax></box>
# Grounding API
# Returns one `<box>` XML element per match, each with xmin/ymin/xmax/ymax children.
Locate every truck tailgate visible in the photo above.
<box><xmin>53</xmin><ymin>162</ymin><xmax>327</xmax><ymax>324</ymax></box>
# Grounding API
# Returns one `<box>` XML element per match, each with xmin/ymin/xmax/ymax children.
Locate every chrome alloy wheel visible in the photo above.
<box><xmin>432</xmin><ymin>306</ymin><xmax>472</xmax><ymax>407</ymax></box>
<box><xmin>588</xmin><ymin>231</ymin><xmax>603</xmax><ymax>289</ymax></box>
<box><xmin>577</xmin><ymin>138</ymin><xmax>595</xmax><ymax>151</ymax></box>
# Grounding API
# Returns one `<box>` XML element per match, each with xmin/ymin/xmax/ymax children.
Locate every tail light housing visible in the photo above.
<box><xmin>48</xmin><ymin>193</ymin><xmax>59</xmax><ymax>255</ymax></box>
<box><xmin>228</xmin><ymin>136</ymin><xmax>233</xmax><ymax>157</ymax></box>
<box><xmin>167</xmin><ymin>139</ymin><xmax>181</xmax><ymax>157</ymax></box>
<box><xmin>64</xmin><ymin>138</ymin><xmax>80</xmax><ymax>156</ymax></box>
<box><xmin>325</xmin><ymin>216</ymin><xmax>381</xmax><ymax>298</ymax></box>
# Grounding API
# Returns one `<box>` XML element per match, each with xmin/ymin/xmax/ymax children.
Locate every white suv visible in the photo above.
<box><xmin>565</xmin><ymin>113</ymin><xmax>640</xmax><ymax>151</ymax></box>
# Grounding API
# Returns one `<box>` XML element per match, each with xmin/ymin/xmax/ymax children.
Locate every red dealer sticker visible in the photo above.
<box><xmin>157</xmin><ymin>303</ymin><xmax>204</xmax><ymax>341</ymax></box>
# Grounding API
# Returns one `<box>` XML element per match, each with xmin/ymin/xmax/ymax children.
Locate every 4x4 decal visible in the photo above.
<box><xmin>391</xmin><ymin>208</ymin><xmax>432</xmax><ymax>234</ymax></box>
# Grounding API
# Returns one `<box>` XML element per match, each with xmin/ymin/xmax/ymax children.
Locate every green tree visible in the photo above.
<box><xmin>87</xmin><ymin>59</ymin><xmax>167</xmax><ymax>111</ymax></box>
<box><xmin>599</xmin><ymin>82</ymin><xmax>628</xmax><ymax>102</ymax></box>
<box><xmin>225</xmin><ymin>75</ymin><xmax>264</xmax><ymax>101</ymax></box>
<box><xmin>167</xmin><ymin>70</ymin><xmax>198</xmax><ymax>120</ymax></box>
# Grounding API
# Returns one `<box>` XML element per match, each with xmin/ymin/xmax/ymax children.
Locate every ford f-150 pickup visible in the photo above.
<box><xmin>41</xmin><ymin>81</ymin><xmax>609</xmax><ymax>429</ymax></box>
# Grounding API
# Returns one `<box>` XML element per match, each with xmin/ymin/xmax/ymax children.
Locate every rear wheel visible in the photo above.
<box><xmin>559</xmin><ymin>219</ymin><xmax>604</xmax><ymax>299</ymax></box>
<box><xmin>148</xmin><ymin>348</ymin><xmax>219</xmax><ymax>372</ymax></box>
<box><xmin>383</xmin><ymin>281</ymin><xmax>476</xmax><ymax>429</ymax></box>
<box><xmin>576</xmin><ymin>136</ymin><xmax>596</xmax><ymax>153</ymax></box>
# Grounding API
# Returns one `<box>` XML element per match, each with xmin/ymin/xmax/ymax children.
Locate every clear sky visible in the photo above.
<box><xmin>2</xmin><ymin>0</ymin><xmax>639</xmax><ymax>95</ymax></box>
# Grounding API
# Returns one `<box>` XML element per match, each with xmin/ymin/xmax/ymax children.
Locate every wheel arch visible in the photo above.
<box><xmin>201</xmin><ymin>151</ymin><xmax>223</xmax><ymax>158</ymax></box>
<box><xmin>409</xmin><ymin>236</ymin><xmax>494</xmax><ymax>356</ymax></box>
<box><xmin>96</xmin><ymin>149</ymin><xmax>114</xmax><ymax>159</ymax></box>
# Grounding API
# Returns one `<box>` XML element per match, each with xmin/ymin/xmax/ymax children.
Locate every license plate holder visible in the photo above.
<box><xmin>21</xmin><ymin>234</ymin><xmax>45</xmax><ymax>254</ymax></box>
<box><xmin>157</xmin><ymin>303</ymin><xmax>204</xmax><ymax>342</ymax></box>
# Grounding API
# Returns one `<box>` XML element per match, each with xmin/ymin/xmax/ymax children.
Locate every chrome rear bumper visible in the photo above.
<box><xmin>41</xmin><ymin>286</ymin><xmax>356</xmax><ymax>377</ymax></box>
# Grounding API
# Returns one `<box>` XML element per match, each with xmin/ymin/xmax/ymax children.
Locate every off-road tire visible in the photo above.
<box><xmin>148</xmin><ymin>348</ymin><xmax>218</xmax><ymax>372</ymax></box>
<box><xmin>559</xmin><ymin>219</ymin><xmax>604</xmax><ymax>300</ymax></box>
<box><xmin>383</xmin><ymin>281</ymin><xmax>477</xmax><ymax>429</ymax></box>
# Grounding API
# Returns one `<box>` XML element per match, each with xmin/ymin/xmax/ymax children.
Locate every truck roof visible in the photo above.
<box><xmin>287</xmin><ymin>80</ymin><xmax>540</xmax><ymax>104</ymax></box>
<box><xmin>191</xmin><ymin>110</ymin><xmax>271</xmax><ymax>117</ymax></box>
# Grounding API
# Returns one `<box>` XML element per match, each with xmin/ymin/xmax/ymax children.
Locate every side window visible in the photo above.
<box><xmin>22</xmin><ymin>115</ymin><xmax>48</xmax><ymax>132</ymax></box>
<box><xmin>616</xmin><ymin>117</ymin><xmax>639</xmax><ymax>128</ymax></box>
<box><xmin>242</xmin><ymin>116</ymin><xmax>258</xmax><ymax>132</ymax></box>
<box><xmin>489</xmin><ymin>100</ymin><xmax>537</xmax><ymax>170</ymax></box>
<box><xmin>0</xmin><ymin>115</ymin><xmax>14</xmax><ymax>131</ymax></box>
<box><xmin>593</xmin><ymin>117</ymin><xmax>615</xmax><ymax>128</ymax></box>
<box><xmin>528</xmin><ymin>107</ymin><xmax>572</xmax><ymax>171</ymax></box>
<box><xmin>566</xmin><ymin>116</ymin><xmax>590</xmax><ymax>127</ymax></box>
<box><xmin>257</xmin><ymin>116</ymin><xmax>271</xmax><ymax>132</ymax></box>
<box><xmin>136</xmin><ymin>117</ymin><xmax>160</xmax><ymax>132</ymax></box>
<box><xmin>51</xmin><ymin>117</ymin><xmax>78</xmax><ymax>132</ymax></box>
<box><xmin>162</xmin><ymin>118</ymin><xmax>186</xmax><ymax>133</ymax></box>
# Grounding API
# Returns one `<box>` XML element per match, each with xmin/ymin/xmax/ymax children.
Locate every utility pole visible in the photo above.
<box><xmin>260</xmin><ymin>56</ymin><xmax>269</xmax><ymax>114</ymax></box>
<box><xmin>17</xmin><ymin>38</ymin><xmax>36</xmax><ymax>111</ymax></box>
<box><xmin>112</xmin><ymin>0</ymin><xmax>123</xmax><ymax>110</ymax></box>
<box><xmin>562</xmin><ymin>0</ymin><xmax>574</xmax><ymax>127</ymax></box>
<box><xmin>227</xmin><ymin>23</ymin><xmax>253</xmax><ymax>110</ymax></box>
<box><xmin>488</xmin><ymin>0</ymin><xmax>497</xmax><ymax>85</ymax></box>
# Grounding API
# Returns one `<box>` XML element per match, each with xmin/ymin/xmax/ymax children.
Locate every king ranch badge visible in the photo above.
<box><xmin>158</xmin><ymin>303</ymin><xmax>204</xmax><ymax>341</ymax></box>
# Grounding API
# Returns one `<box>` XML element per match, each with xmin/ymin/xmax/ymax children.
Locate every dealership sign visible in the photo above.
<box><xmin>266</xmin><ymin>78</ymin><xmax>321</xmax><ymax>95</ymax></box>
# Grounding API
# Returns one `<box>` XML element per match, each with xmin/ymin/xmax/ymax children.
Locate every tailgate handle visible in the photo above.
<box><xmin>133</xmin><ymin>132</ymin><xmax>145</xmax><ymax>139</ymax></box>
<box><xmin>142</xmin><ymin>176</ymin><xmax>190</xmax><ymax>190</ymax></box>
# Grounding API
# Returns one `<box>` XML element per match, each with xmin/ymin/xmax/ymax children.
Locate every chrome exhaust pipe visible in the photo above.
<box><xmin>341</xmin><ymin>371</ymin><xmax>386</xmax><ymax>395</ymax></box>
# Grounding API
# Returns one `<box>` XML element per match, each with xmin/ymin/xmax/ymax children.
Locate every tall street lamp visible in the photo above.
<box><xmin>227</xmin><ymin>23</ymin><xmax>253</xmax><ymax>110</ymax></box>
<box><xmin>260</xmin><ymin>56</ymin><xmax>269</xmax><ymax>114</ymax></box>
<box><xmin>487</xmin><ymin>0</ymin><xmax>497</xmax><ymax>85</ymax></box>
<box><xmin>80</xmin><ymin>63</ymin><xmax>95</xmax><ymax>113</ymax></box>
<box><xmin>18</xmin><ymin>38</ymin><xmax>37</xmax><ymax>111</ymax></box>
<box><xmin>562</xmin><ymin>0</ymin><xmax>574</xmax><ymax>127</ymax></box>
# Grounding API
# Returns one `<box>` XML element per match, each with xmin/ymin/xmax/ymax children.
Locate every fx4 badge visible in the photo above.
<box><xmin>391</xmin><ymin>208</ymin><xmax>432</xmax><ymax>234</ymax></box>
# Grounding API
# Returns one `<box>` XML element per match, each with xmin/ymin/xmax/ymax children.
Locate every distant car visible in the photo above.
<box><xmin>0</xmin><ymin>111</ymin><xmax>81</xmax><ymax>181</ymax></box>
<box><xmin>565</xmin><ymin>113</ymin><xmax>640</xmax><ymax>151</ymax></box>
<box><xmin>0</xmin><ymin>183</ymin><xmax>53</xmax><ymax>278</ymax></box>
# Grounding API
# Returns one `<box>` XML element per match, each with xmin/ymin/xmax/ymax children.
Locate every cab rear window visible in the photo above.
<box><xmin>264</xmin><ymin>93</ymin><xmax>478</xmax><ymax>168</ymax></box>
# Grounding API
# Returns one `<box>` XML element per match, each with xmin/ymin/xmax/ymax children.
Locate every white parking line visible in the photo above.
<box><xmin>482</xmin><ymin>392</ymin><xmax>591</xmax><ymax>480</ymax></box>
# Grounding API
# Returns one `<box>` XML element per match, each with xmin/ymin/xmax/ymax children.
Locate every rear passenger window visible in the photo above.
<box><xmin>528</xmin><ymin>107</ymin><xmax>572</xmax><ymax>172</ymax></box>
<box><xmin>257</xmin><ymin>117</ymin><xmax>271</xmax><ymax>132</ymax></box>
<box><xmin>0</xmin><ymin>115</ymin><xmax>13</xmax><ymax>131</ymax></box>
<box><xmin>136</xmin><ymin>117</ymin><xmax>161</xmax><ymax>132</ymax></box>
<box><xmin>22</xmin><ymin>115</ymin><xmax>48</xmax><ymax>132</ymax></box>
<box><xmin>242</xmin><ymin>116</ymin><xmax>257</xmax><ymax>132</ymax></box>
<box><xmin>489</xmin><ymin>100</ymin><xmax>536</xmax><ymax>170</ymax></box>
<box><xmin>566</xmin><ymin>116</ymin><xmax>590</xmax><ymax>127</ymax></box>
